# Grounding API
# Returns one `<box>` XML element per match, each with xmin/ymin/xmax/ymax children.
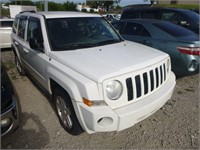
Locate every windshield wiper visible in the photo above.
<box><xmin>57</xmin><ymin>43</ymin><xmax>97</xmax><ymax>50</ymax></box>
<box><xmin>77</xmin><ymin>43</ymin><xmax>98</xmax><ymax>49</ymax></box>
<box><xmin>97</xmin><ymin>39</ymin><xmax>121</xmax><ymax>46</ymax></box>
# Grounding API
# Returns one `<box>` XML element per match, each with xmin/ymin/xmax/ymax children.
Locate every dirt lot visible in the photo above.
<box><xmin>1</xmin><ymin>50</ymin><xmax>199</xmax><ymax>149</ymax></box>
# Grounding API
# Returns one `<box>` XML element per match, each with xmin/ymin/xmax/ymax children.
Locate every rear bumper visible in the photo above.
<box><xmin>0</xmin><ymin>43</ymin><xmax>11</xmax><ymax>49</ymax></box>
<box><xmin>75</xmin><ymin>72</ymin><xmax>176</xmax><ymax>134</ymax></box>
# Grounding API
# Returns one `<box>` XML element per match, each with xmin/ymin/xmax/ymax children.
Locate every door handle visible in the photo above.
<box><xmin>23</xmin><ymin>48</ymin><xmax>29</xmax><ymax>54</ymax></box>
<box><xmin>14</xmin><ymin>41</ymin><xmax>19</xmax><ymax>46</ymax></box>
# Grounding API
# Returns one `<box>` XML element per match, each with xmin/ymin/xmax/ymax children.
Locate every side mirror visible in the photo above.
<box><xmin>29</xmin><ymin>38</ymin><xmax>44</xmax><ymax>52</ymax></box>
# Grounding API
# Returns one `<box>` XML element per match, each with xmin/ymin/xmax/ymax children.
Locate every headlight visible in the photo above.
<box><xmin>106</xmin><ymin>80</ymin><xmax>122</xmax><ymax>100</ymax></box>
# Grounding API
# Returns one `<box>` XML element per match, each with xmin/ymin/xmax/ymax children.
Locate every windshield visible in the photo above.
<box><xmin>47</xmin><ymin>17</ymin><xmax>122</xmax><ymax>51</ymax></box>
<box><xmin>154</xmin><ymin>22</ymin><xmax>195</xmax><ymax>37</ymax></box>
<box><xmin>183</xmin><ymin>10</ymin><xmax>200</xmax><ymax>25</ymax></box>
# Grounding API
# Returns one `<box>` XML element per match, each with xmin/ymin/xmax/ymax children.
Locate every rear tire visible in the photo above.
<box><xmin>14</xmin><ymin>55</ymin><xmax>26</xmax><ymax>76</ymax></box>
<box><xmin>53</xmin><ymin>87</ymin><xmax>83</xmax><ymax>135</ymax></box>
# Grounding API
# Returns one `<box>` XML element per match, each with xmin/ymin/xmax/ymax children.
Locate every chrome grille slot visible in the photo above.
<box><xmin>126</xmin><ymin>62</ymin><xmax>168</xmax><ymax>102</ymax></box>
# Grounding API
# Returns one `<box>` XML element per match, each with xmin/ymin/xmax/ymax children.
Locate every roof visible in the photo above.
<box><xmin>37</xmin><ymin>11</ymin><xmax>101</xmax><ymax>18</ymax></box>
<box><xmin>123</xmin><ymin>7</ymin><xmax>192</xmax><ymax>12</ymax></box>
<box><xmin>113</xmin><ymin>18</ymin><xmax>167</xmax><ymax>24</ymax></box>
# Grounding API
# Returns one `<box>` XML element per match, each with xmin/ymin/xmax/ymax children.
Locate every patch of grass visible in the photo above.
<box><xmin>3</xmin><ymin>60</ymin><xmax>15</xmax><ymax>70</ymax></box>
<box><xmin>154</xmin><ymin>4</ymin><xmax>199</xmax><ymax>10</ymax></box>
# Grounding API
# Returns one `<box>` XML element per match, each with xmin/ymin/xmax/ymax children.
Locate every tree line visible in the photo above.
<box><xmin>4</xmin><ymin>0</ymin><xmax>122</xmax><ymax>12</ymax></box>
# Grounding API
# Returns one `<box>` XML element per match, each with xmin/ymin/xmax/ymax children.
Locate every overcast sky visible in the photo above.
<box><xmin>0</xmin><ymin>0</ymin><xmax>151</xmax><ymax>6</ymax></box>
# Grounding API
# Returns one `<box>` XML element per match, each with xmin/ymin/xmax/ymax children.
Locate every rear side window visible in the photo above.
<box><xmin>17</xmin><ymin>16</ymin><xmax>27</xmax><ymax>39</ymax></box>
<box><xmin>123</xmin><ymin>22</ymin><xmax>151</xmax><ymax>37</ymax></box>
<box><xmin>0</xmin><ymin>21</ymin><xmax>13</xmax><ymax>28</ymax></box>
<box><xmin>142</xmin><ymin>10</ymin><xmax>160</xmax><ymax>19</ymax></box>
<box><xmin>162</xmin><ymin>11</ymin><xmax>177</xmax><ymax>20</ymax></box>
<box><xmin>121</xmin><ymin>10</ymin><xmax>140</xmax><ymax>19</ymax></box>
<box><xmin>154</xmin><ymin>22</ymin><xmax>194</xmax><ymax>37</ymax></box>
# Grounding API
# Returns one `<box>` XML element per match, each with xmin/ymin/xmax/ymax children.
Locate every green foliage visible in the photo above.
<box><xmin>1</xmin><ymin>9</ymin><xmax>10</xmax><ymax>17</ymax></box>
<box><xmin>5</xmin><ymin>0</ymin><xmax>76</xmax><ymax>12</ymax></box>
<box><xmin>8</xmin><ymin>0</ymin><xmax>34</xmax><ymax>6</ymax></box>
<box><xmin>154</xmin><ymin>4</ymin><xmax>199</xmax><ymax>10</ymax></box>
<box><xmin>63</xmin><ymin>1</ymin><xmax>76</xmax><ymax>11</ymax></box>
<box><xmin>48</xmin><ymin>2</ymin><xmax>64</xmax><ymax>11</ymax></box>
<box><xmin>87</xmin><ymin>1</ymin><xmax>98</xmax><ymax>8</ymax></box>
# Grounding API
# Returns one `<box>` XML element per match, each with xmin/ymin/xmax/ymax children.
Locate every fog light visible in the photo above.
<box><xmin>188</xmin><ymin>60</ymin><xmax>198</xmax><ymax>71</ymax></box>
<box><xmin>97</xmin><ymin>117</ymin><xmax>113</xmax><ymax>127</ymax></box>
<box><xmin>1</xmin><ymin>118</ymin><xmax>11</xmax><ymax>127</ymax></box>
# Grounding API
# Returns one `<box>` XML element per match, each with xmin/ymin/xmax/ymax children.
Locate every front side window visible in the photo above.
<box><xmin>27</xmin><ymin>17</ymin><xmax>43</xmax><ymax>49</ymax></box>
<box><xmin>47</xmin><ymin>17</ymin><xmax>122</xmax><ymax>51</ymax></box>
<box><xmin>17</xmin><ymin>16</ymin><xmax>27</xmax><ymax>39</ymax></box>
<box><xmin>123</xmin><ymin>22</ymin><xmax>151</xmax><ymax>37</ymax></box>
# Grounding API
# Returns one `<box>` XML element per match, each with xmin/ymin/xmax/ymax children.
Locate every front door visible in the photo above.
<box><xmin>23</xmin><ymin>17</ymin><xmax>47</xmax><ymax>88</ymax></box>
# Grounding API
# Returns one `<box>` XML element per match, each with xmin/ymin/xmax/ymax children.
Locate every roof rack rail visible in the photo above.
<box><xmin>19</xmin><ymin>10</ymin><xmax>36</xmax><ymax>14</ymax></box>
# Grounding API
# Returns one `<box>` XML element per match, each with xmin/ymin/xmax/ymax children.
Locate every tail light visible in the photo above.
<box><xmin>177</xmin><ymin>46</ymin><xmax>200</xmax><ymax>56</ymax></box>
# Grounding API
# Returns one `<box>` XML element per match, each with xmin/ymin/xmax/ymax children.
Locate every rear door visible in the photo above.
<box><xmin>13</xmin><ymin>16</ymin><xmax>28</xmax><ymax>66</ymax></box>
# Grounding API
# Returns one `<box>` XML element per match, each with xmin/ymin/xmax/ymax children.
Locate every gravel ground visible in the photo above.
<box><xmin>1</xmin><ymin>50</ymin><xmax>199</xmax><ymax>149</ymax></box>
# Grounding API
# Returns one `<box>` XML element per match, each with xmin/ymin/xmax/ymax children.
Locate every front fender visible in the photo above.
<box><xmin>47</xmin><ymin>66</ymin><xmax>82</xmax><ymax>102</ymax></box>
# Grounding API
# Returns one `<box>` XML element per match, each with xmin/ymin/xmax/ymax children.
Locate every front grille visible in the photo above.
<box><xmin>126</xmin><ymin>63</ymin><xmax>167</xmax><ymax>101</ymax></box>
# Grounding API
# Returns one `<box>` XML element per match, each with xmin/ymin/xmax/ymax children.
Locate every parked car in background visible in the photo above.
<box><xmin>120</xmin><ymin>7</ymin><xmax>200</xmax><ymax>34</ymax></box>
<box><xmin>112</xmin><ymin>19</ymin><xmax>200</xmax><ymax>76</ymax></box>
<box><xmin>0</xmin><ymin>18</ymin><xmax>14</xmax><ymax>49</ymax></box>
<box><xmin>1</xmin><ymin>64</ymin><xmax>19</xmax><ymax>137</ymax></box>
<box><xmin>103</xmin><ymin>14</ymin><xmax>121</xmax><ymax>22</ymax></box>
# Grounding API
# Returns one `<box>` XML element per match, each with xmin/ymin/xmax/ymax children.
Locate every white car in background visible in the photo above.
<box><xmin>103</xmin><ymin>14</ymin><xmax>121</xmax><ymax>22</ymax></box>
<box><xmin>0</xmin><ymin>18</ymin><xmax>14</xmax><ymax>49</ymax></box>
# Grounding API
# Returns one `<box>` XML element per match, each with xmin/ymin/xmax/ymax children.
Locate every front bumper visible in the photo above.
<box><xmin>75</xmin><ymin>72</ymin><xmax>176</xmax><ymax>134</ymax></box>
<box><xmin>1</xmin><ymin>96</ymin><xmax>19</xmax><ymax>137</ymax></box>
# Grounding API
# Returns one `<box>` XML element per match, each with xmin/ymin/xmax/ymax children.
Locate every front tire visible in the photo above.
<box><xmin>53</xmin><ymin>87</ymin><xmax>83</xmax><ymax>135</ymax></box>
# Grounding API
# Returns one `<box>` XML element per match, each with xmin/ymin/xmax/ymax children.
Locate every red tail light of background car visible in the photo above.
<box><xmin>177</xmin><ymin>46</ymin><xmax>200</xmax><ymax>56</ymax></box>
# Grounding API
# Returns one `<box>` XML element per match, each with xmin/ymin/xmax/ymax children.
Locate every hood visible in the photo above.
<box><xmin>49</xmin><ymin>41</ymin><xmax>168</xmax><ymax>83</ymax></box>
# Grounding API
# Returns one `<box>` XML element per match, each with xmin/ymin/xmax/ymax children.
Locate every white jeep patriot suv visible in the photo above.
<box><xmin>11</xmin><ymin>11</ymin><xmax>176</xmax><ymax>135</ymax></box>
